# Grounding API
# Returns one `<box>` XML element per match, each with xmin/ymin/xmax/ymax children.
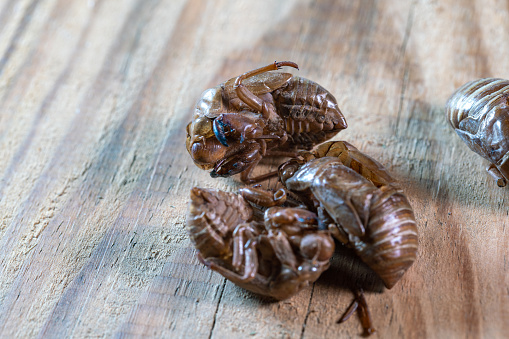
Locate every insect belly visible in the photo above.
<box><xmin>274</xmin><ymin>77</ymin><xmax>346</xmax><ymax>141</ymax></box>
<box><xmin>282</xmin><ymin>117</ymin><xmax>332</xmax><ymax>149</ymax></box>
<box><xmin>187</xmin><ymin>187</ymin><xmax>253</xmax><ymax>259</ymax></box>
<box><xmin>276</xmin><ymin>84</ymin><xmax>345</xmax><ymax>148</ymax></box>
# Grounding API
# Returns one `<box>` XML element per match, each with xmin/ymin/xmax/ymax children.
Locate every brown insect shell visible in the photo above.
<box><xmin>187</xmin><ymin>64</ymin><xmax>348</xmax><ymax>182</ymax></box>
<box><xmin>446</xmin><ymin>78</ymin><xmax>509</xmax><ymax>183</ymax></box>
<box><xmin>185</xmin><ymin>72</ymin><xmax>293</xmax><ymax>170</ymax></box>
<box><xmin>282</xmin><ymin>157</ymin><xmax>418</xmax><ymax>289</ymax></box>
<box><xmin>186</xmin><ymin>188</ymin><xmax>334</xmax><ymax>300</ymax></box>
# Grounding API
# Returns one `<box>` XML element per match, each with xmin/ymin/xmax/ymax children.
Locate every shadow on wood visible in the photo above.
<box><xmin>316</xmin><ymin>243</ymin><xmax>385</xmax><ymax>294</ymax></box>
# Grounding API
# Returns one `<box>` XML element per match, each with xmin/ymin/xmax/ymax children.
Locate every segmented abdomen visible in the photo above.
<box><xmin>274</xmin><ymin>77</ymin><xmax>347</xmax><ymax>149</ymax></box>
<box><xmin>446</xmin><ymin>78</ymin><xmax>509</xmax><ymax>129</ymax></box>
<box><xmin>187</xmin><ymin>187</ymin><xmax>253</xmax><ymax>259</ymax></box>
<box><xmin>359</xmin><ymin>188</ymin><xmax>418</xmax><ymax>289</ymax></box>
<box><xmin>446</xmin><ymin>78</ymin><xmax>509</xmax><ymax>173</ymax></box>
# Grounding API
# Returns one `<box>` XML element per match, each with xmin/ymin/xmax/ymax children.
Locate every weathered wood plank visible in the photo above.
<box><xmin>0</xmin><ymin>0</ymin><xmax>507</xmax><ymax>338</ymax></box>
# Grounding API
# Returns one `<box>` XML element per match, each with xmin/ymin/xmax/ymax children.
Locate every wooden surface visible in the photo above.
<box><xmin>0</xmin><ymin>0</ymin><xmax>508</xmax><ymax>338</ymax></box>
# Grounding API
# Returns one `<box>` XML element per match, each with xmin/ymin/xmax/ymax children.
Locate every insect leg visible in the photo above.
<box><xmin>336</xmin><ymin>289</ymin><xmax>376</xmax><ymax>335</ymax></box>
<box><xmin>234</xmin><ymin>61</ymin><xmax>299</xmax><ymax>91</ymax></box>
<box><xmin>311</xmin><ymin>140</ymin><xmax>350</xmax><ymax>159</ymax></box>
<box><xmin>234</xmin><ymin>61</ymin><xmax>298</xmax><ymax>119</ymax></box>
<box><xmin>203</xmin><ymin>238</ymin><xmax>259</xmax><ymax>283</ymax></box>
<box><xmin>355</xmin><ymin>289</ymin><xmax>376</xmax><ymax>335</ymax></box>
<box><xmin>265</xmin><ymin>207</ymin><xmax>319</xmax><ymax>231</ymax></box>
<box><xmin>239</xmin><ymin>161</ymin><xmax>279</xmax><ymax>184</ymax></box>
<box><xmin>232</xmin><ymin>222</ymin><xmax>266</xmax><ymax>270</ymax></box>
<box><xmin>336</xmin><ymin>299</ymin><xmax>359</xmax><ymax>323</ymax></box>
<box><xmin>266</xmin><ymin>230</ymin><xmax>298</xmax><ymax>269</ymax></box>
<box><xmin>239</xmin><ymin>187</ymin><xmax>287</xmax><ymax>207</ymax></box>
<box><xmin>486</xmin><ymin>163</ymin><xmax>507</xmax><ymax>187</ymax></box>
<box><xmin>232</xmin><ymin>223</ymin><xmax>255</xmax><ymax>269</ymax></box>
<box><xmin>265</xmin><ymin>150</ymin><xmax>299</xmax><ymax>158</ymax></box>
<box><xmin>212</xmin><ymin>143</ymin><xmax>263</xmax><ymax>179</ymax></box>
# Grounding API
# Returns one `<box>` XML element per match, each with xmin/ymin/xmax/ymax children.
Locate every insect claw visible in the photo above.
<box><xmin>336</xmin><ymin>299</ymin><xmax>359</xmax><ymax>324</ymax></box>
<box><xmin>274</xmin><ymin>61</ymin><xmax>299</xmax><ymax>71</ymax></box>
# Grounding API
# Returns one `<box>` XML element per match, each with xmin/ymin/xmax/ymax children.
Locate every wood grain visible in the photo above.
<box><xmin>0</xmin><ymin>0</ymin><xmax>507</xmax><ymax>338</ymax></box>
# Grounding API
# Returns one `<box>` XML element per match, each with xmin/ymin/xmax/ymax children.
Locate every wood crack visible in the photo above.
<box><xmin>299</xmin><ymin>284</ymin><xmax>316</xmax><ymax>339</ymax></box>
<box><xmin>208</xmin><ymin>279</ymin><xmax>226</xmax><ymax>339</ymax></box>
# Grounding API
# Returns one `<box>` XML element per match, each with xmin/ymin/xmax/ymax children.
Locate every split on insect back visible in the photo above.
<box><xmin>446</xmin><ymin>78</ymin><xmax>509</xmax><ymax>187</ymax></box>
<box><xmin>185</xmin><ymin>62</ymin><xmax>418</xmax><ymax>336</ymax></box>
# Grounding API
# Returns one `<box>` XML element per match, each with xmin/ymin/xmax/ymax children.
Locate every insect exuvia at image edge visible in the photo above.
<box><xmin>446</xmin><ymin>78</ymin><xmax>509</xmax><ymax>187</ymax></box>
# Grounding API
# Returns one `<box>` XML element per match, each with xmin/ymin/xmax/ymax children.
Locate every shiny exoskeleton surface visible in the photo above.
<box><xmin>244</xmin><ymin>141</ymin><xmax>418</xmax><ymax>290</ymax></box>
<box><xmin>446</xmin><ymin>78</ymin><xmax>509</xmax><ymax>187</ymax></box>
<box><xmin>186</xmin><ymin>187</ymin><xmax>334</xmax><ymax>300</ymax></box>
<box><xmin>186</xmin><ymin>61</ymin><xmax>347</xmax><ymax>183</ymax></box>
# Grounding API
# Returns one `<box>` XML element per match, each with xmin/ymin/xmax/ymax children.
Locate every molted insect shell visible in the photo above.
<box><xmin>186</xmin><ymin>187</ymin><xmax>335</xmax><ymax>300</ymax></box>
<box><xmin>283</xmin><ymin>157</ymin><xmax>418</xmax><ymax>289</ymax></box>
<box><xmin>446</xmin><ymin>78</ymin><xmax>509</xmax><ymax>186</ymax></box>
<box><xmin>186</xmin><ymin>61</ymin><xmax>347</xmax><ymax>183</ymax></box>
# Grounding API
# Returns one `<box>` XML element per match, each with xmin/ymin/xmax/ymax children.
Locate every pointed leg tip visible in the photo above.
<box><xmin>275</xmin><ymin>61</ymin><xmax>299</xmax><ymax>70</ymax></box>
<box><xmin>361</xmin><ymin>330</ymin><xmax>376</xmax><ymax>337</ymax></box>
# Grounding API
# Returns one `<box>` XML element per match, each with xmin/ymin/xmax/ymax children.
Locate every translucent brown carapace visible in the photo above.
<box><xmin>185</xmin><ymin>61</ymin><xmax>347</xmax><ymax>183</ymax></box>
<box><xmin>446</xmin><ymin>78</ymin><xmax>509</xmax><ymax>187</ymax></box>
<box><xmin>185</xmin><ymin>63</ymin><xmax>417</xmax><ymax>335</ymax></box>
<box><xmin>235</xmin><ymin>141</ymin><xmax>418</xmax><ymax>334</ymax></box>
<box><xmin>186</xmin><ymin>186</ymin><xmax>377</xmax><ymax>333</ymax></box>
<box><xmin>186</xmin><ymin>187</ymin><xmax>334</xmax><ymax>300</ymax></box>
<box><xmin>277</xmin><ymin>141</ymin><xmax>418</xmax><ymax>290</ymax></box>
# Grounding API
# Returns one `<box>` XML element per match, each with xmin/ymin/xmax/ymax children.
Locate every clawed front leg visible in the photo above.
<box><xmin>212</xmin><ymin>113</ymin><xmax>287</xmax><ymax>148</ymax></box>
<box><xmin>265</xmin><ymin>206</ymin><xmax>334</xmax><ymax>265</ymax></box>
<box><xmin>234</xmin><ymin>61</ymin><xmax>298</xmax><ymax>121</ymax></box>
<box><xmin>321</xmin><ymin>189</ymin><xmax>368</xmax><ymax>242</ymax></box>
<box><xmin>232</xmin><ymin>223</ymin><xmax>259</xmax><ymax>270</ymax></box>
<box><xmin>266</xmin><ymin>230</ymin><xmax>298</xmax><ymax>269</ymax></box>
<box><xmin>195</xmin><ymin>220</ymin><xmax>261</xmax><ymax>284</ymax></box>
<box><xmin>211</xmin><ymin>142</ymin><xmax>264</xmax><ymax>181</ymax></box>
